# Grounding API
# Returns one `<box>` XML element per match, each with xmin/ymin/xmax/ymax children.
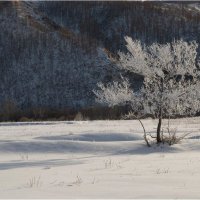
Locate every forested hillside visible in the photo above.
<box><xmin>1</xmin><ymin>1</ymin><xmax>200</xmax><ymax>120</ymax></box>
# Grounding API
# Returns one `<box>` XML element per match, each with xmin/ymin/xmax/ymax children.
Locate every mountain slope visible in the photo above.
<box><xmin>0</xmin><ymin>1</ymin><xmax>200</xmax><ymax>116</ymax></box>
<box><xmin>0</xmin><ymin>1</ymin><xmax>115</xmax><ymax>112</ymax></box>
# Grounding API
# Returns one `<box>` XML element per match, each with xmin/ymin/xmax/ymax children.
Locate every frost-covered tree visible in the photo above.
<box><xmin>94</xmin><ymin>37</ymin><xmax>200</xmax><ymax>145</ymax></box>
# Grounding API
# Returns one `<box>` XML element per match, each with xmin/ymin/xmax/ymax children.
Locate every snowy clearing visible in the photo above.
<box><xmin>0</xmin><ymin>118</ymin><xmax>200</xmax><ymax>198</ymax></box>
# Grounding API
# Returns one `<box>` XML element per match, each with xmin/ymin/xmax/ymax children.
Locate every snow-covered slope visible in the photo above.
<box><xmin>0</xmin><ymin>118</ymin><xmax>200</xmax><ymax>198</ymax></box>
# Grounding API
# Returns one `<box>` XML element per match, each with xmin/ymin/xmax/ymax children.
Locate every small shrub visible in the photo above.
<box><xmin>19</xmin><ymin>117</ymin><xmax>32</xmax><ymax>122</ymax></box>
<box><xmin>32</xmin><ymin>107</ymin><xmax>46</xmax><ymax>119</ymax></box>
<box><xmin>26</xmin><ymin>176</ymin><xmax>42</xmax><ymax>188</ymax></box>
<box><xmin>72</xmin><ymin>175</ymin><xmax>83</xmax><ymax>186</ymax></box>
<box><xmin>58</xmin><ymin>115</ymin><xmax>67</xmax><ymax>121</ymax></box>
<box><xmin>104</xmin><ymin>158</ymin><xmax>114</xmax><ymax>169</ymax></box>
<box><xmin>162</xmin><ymin>130</ymin><xmax>190</xmax><ymax>145</ymax></box>
<box><xmin>0</xmin><ymin>100</ymin><xmax>21</xmax><ymax>121</ymax></box>
<box><xmin>74</xmin><ymin>112</ymin><xmax>84</xmax><ymax>121</ymax></box>
<box><xmin>156</xmin><ymin>168</ymin><xmax>169</xmax><ymax>174</ymax></box>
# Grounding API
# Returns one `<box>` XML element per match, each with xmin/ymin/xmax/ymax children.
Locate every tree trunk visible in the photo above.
<box><xmin>157</xmin><ymin>78</ymin><xmax>163</xmax><ymax>144</ymax></box>
<box><xmin>157</xmin><ymin>117</ymin><xmax>162</xmax><ymax>143</ymax></box>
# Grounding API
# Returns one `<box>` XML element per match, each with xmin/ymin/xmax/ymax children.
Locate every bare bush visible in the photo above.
<box><xmin>26</xmin><ymin>176</ymin><xmax>42</xmax><ymax>188</ymax></box>
<box><xmin>162</xmin><ymin>130</ymin><xmax>190</xmax><ymax>145</ymax></box>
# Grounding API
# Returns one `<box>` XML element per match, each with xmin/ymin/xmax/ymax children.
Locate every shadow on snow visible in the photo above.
<box><xmin>0</xmin><ymin>134</ymin><xmax>179</xmax><ymax>155</ymax></box>
<box><xmin>35</xmin><ymin>132</ymin><xmax>141</xmax><ymax>142</ymax></box>
<box><xmin>0</xmin><ymin>159</ymin><xmax>84</xmax><ymax>170</ymax></box>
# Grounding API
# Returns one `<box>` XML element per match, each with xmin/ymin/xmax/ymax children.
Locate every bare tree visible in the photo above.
<box><xmin>94</xmin><ymin>37</ymin><xmax>200</xmax><ymax>146</ymax></box>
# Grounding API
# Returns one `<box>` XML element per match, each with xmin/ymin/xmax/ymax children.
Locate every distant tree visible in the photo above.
<box><xmin>94</xmin><ymin>37</ymin><xmax>200</xmax><ymax>146</ymax></box>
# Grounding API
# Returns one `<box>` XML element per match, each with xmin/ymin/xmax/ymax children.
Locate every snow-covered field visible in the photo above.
<box><xmin>0</xmin><ymin>118</ymin><xmax>200</xmax><ymax>199</ymax></box>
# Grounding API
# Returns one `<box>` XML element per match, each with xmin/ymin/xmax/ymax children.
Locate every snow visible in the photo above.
<box><xmin>0</xmin><ymin>118</ymin><xmax>200</xmax><ymax>198</ymax></box>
